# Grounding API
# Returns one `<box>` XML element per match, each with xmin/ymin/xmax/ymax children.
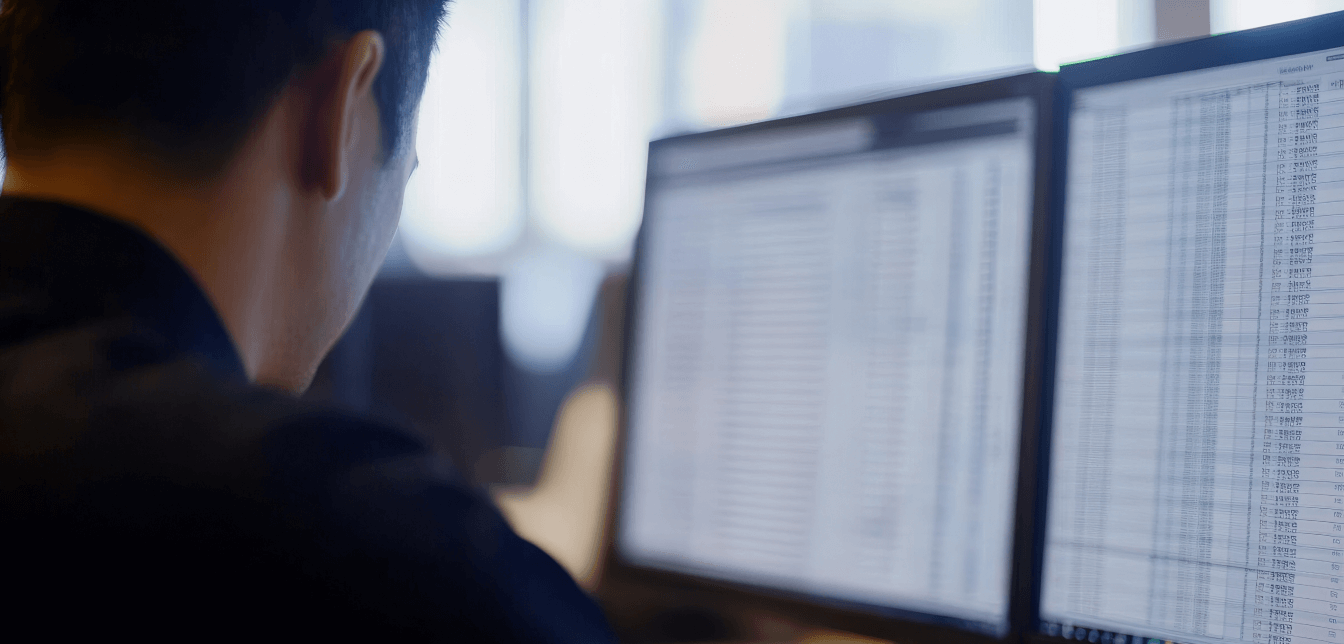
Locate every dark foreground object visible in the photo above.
<box><xmin>0</xmin><ymin>198</ymin><xmax>613</xmax><ymax>642</ymax></box>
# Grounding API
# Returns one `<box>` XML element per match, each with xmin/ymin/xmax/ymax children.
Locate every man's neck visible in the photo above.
<box><xmin>1</xmin><ymin>140</ymin><xmax>300</xmax><ymax>390</ymax></box>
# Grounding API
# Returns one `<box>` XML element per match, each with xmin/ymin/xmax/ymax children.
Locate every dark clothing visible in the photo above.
<box><xmin>0</xmin><ymin>198</ymin><xmax>613</xmax><ymax>642</ymax></box>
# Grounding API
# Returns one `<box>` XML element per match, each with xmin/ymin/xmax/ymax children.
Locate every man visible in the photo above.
<box><xmin>0</xmin><ymin>1</ymin><xmax>613</xmax><ymax>640</ymax></box>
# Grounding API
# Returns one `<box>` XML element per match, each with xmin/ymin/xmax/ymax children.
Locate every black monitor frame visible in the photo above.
<box><xmin>598</xmin><ymin>71</ymin><xmax>1058</xmax><ymax>644</ymax></box>
<box><xmin>1028</xmin><ymin>10</ymin><xmax>1344</xmax><ymax>644</ymax></box>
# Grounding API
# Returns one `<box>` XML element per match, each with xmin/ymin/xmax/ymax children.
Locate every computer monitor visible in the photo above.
<box><xmin>609</xmin><ymin>72</ymin><xmax>1054</xmax><ymax>641</ymax></box>
<box><xmin>1039</xmin><ymin>11</ymin><xmax>1344</xmax><ymax>644</ymax></box>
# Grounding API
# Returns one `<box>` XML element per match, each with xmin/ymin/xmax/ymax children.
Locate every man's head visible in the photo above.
<box><xmin>0</xmin><ymin>0</ymin><xmax>451</xmax><ymax>391</ymax></box>
<box><xmin>0</xmin><ymin>0</ymin><xmax>448</xmax><ymax>171</ymax></box>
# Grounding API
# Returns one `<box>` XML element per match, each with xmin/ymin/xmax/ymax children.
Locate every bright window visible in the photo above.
<box><xmin>529</xmin><ymin>0</ymin><xmax>662</xmax><ymax>259</ymax></box>
<box><xmin>680</xmin><ymin>0</ymin><xmax>797</xmax><ymax>128</ymax></box>
<box><xmin>401</xmin><ymin>0</ymin><xmax>1195</xmax><ymax>270</ymax></box>
<box><xmin>399</xmin><ymin>0</ymin><xmax>523</xmax><ymax>271</ymax></box>
<box><xmin>1033</xmin><ymin>0</ymin><xmax>1157</xmax><ymax>72</ymax></box>
<box><xmin>1211</xmin><ymin>0</ymin><xmax>1344</xmax><ymax>32</ymax></box>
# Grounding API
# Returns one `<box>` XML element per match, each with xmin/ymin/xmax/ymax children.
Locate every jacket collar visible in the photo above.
<box><xmin>0</xmin><ymin>196</ymin><xmax>247</xmax><ymax>382</ymax></box>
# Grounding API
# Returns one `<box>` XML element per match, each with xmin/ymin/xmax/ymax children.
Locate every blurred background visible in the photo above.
<box><xmin>391</xmin><ymin>0</ymin><xmax>1344</xmax><ymax>281</ymax></box>
<box><xmin>310</xmin><ymin>0</ymin><xmax>1344</xmax><ymax>597</ymax></box>
<box><xmin>376</xmin><ymin>0</ymin><xmax>1344</xmax><ymax>410</ymax></box>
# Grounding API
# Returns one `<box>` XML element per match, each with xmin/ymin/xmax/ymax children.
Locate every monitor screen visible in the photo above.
<box><xmin>1042</xmin><ymin>27</ymin><xmax>1344</xmax><ymax>644</ymax></box>
<box><xmin>618</xmin><ymin>93</ymin><xmax>1039</xmax><ymax>634</ymax></box>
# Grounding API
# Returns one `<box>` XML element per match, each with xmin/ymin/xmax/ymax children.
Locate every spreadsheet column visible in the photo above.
<box><xmin>1246</xmin><ymin>76</ymin><xmax>1344</xmax><ymax>644</ymax></box>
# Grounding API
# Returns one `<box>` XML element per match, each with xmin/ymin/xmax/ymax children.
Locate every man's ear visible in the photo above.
<box><xmin>307</xmin><ymin>31</ymin><xmax>385</xmax><ymax>202</ymax></box>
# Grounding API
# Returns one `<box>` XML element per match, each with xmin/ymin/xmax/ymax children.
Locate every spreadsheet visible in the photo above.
<box><xmin>1043</xmin><ymin>46</ymin><xmax>1344</xmax><ymax>644</ymax></box>
<box><xmin>619</xmin><ymin>99</ymin><xmax>1036</xmax><ymax>630</ymax></box>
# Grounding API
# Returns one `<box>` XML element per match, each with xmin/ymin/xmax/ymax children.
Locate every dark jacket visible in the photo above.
<box><xmin>0</xmin><ymin>197</ymin><xmax>614</xmax><ymax>642</ymax></box>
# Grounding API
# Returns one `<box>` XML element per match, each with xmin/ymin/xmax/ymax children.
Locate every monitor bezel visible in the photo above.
<box><xmin>598</xmin><ymin>70</ymin><xmax>1058</xmax><ymax>644</ymax></box>
<box><xmin>1028</xmin><ymin>10</ymin><xmax>1344</xmax><ymax>644</ymax></box>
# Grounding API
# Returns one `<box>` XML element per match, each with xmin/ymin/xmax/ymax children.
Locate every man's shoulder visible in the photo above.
<box><xmin>0</xmin><ymin>317</ymin><xmax>613</xmax><ymax>642</ymax></box>
<box><xmin>1</xmin><ymin>313</ymin><xmax>331</xmax><ymax>463</ymax></box>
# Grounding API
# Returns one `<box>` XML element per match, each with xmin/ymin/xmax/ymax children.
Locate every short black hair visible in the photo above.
<box><xmin>0</xmin><ymin>0</ymin><xmax>451</xmax><ymax>173</ymax></box>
